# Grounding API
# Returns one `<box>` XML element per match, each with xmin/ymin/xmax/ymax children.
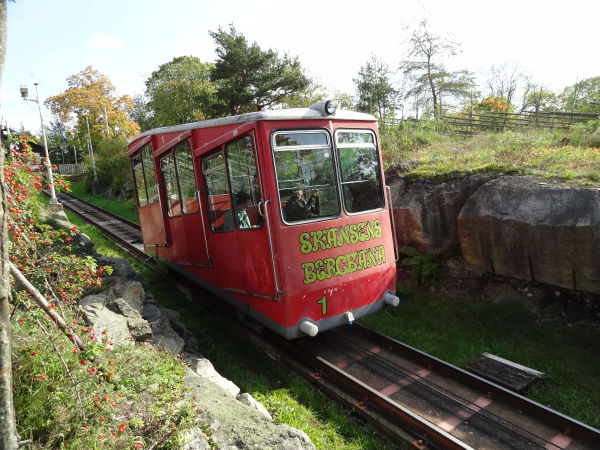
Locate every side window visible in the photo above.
<box><xmin>202</xmin><ymin>152</ymin><xmax>233</xmax><ymax>232</ymax></box>
<box><xmin>141</xmin><ymin>144</ymin><xmax>158</xmax><ymax>204</ymax></box>
<box><xmin>226</xmin><ymin>135</ymin><xmax>262</xmax><ymax>230</ymax></box>
<box><xmin>132</xmin><ymin>154</ymin><xmax>148</xmax><ymax>207</ymax></box>
<box><xmin>273</xmin><ymin>131</ymin><xmax>340</xmax><ymax>223</ymax></box>
<box><xmin>336</xmin><ymin>130</ymin><xmax>384</xmax><ymax>213</ymax></box>
<box><xmin>160</xmin><ymin>152</ymin><xmax>181</xmax><ymax>217</ymax></box>
<box><xmin>175</xmin><ymin>140</ymin><xmax>199</xmax><ymax>214</ymax></box>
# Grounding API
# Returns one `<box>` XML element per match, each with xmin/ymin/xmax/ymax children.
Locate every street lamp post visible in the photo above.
<box><xmin>82</xmin><ymin>112</ymin><xmax>97</xmax><ymax>182</ymax></box>
<box><xmin>82</xmin><ymin>111</ymin><xmax>99</xmax><ymax>194</ymax></box>
<box><xmin>20</xmin><ymin>82</ymin><xmax>58</xmax><ymax>205</ymax></box>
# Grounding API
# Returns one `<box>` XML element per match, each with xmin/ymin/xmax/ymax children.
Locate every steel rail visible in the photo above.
<box><xmin>273</xmin><ymin>332</ymin><xmax>473</xmax><ymax>449</ymax></box>
<box><xmin>52</xmin><ymin>192</ymin><xmax>156</xmax><ymax>269</ymax></box>
<box><xmin>351</xmin><ymin>323</ymin><xmax>600</xmax><ymax>445</ymax></box>
<box><xmin>55</xmin><ymin>191</ymin><xmax>141</xmax><ymax>230</ymax></box>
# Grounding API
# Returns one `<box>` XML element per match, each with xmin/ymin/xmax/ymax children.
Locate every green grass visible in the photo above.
<box><xmin>64</xmin><ymin>209</ymin><xmax>394</xmax><ymax>449</ymax></box>
<box><xmin>359</xmin><ymin>291</ymin><xmax>600</xmax><ymax>429</ymax></box>
<box><xmin>68</xmin><ymin>177</ymin><xmax>140</xmax><ymax>224</ymax></box>
<box><xmin>381</xmin><ymin>123</ymin><xmax>600</xmax><ymax>185</ymax></box>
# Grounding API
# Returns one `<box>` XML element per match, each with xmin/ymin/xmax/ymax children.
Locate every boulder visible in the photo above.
<box><xmin>185</xmin><ymin>354</ymin><xmax>240</xmax><ymax>397</ymax></box>
<box><xmin>80</xmin><ymin>280</ymin><xmax>153</xmax><ymax>343</ymax></box>
<box><xmin>458</xmin><ymin>176</ymin><xmax>600</xmax><ymax>293</ymax></box>
<box><xmin>236</xmin><ymin>392</ymin><xmax>273</xmax><ymax>420</ymax></box>
<box><xmin>181</xmin><ymin>367</ymin><xmax>315</xmax><ymax>450</ymax></box>
<box><xmin>386</xmin><ymin>167</ymin><xmax>493</xmax><ymax>254</ymax></box>
<box><xmin>80</xmin><ymin>301</ymin><xmax>133</xmax><ymax>345</ymax></box>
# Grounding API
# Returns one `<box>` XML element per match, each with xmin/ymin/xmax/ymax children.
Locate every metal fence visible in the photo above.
<box><xmin>441</xmin><ymin>111</ymin><xmax>599</xmax><ymax>134</ymax></box>
<box><xmin>383</xmin><ymin>111</ymin><xmax>599</xmax><ymax>135</ymax></box>
<box><xmin>57</xmin><ymin>164</ymin><xmax>85</xmax><ymax>175</ymax></box>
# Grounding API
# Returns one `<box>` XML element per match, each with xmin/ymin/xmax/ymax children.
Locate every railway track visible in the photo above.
<box><xmin>263</xmin><ymin>325</ymin><xmax>600</xmax><ymax>449</ymax></box>
<box><xmin>54</xmin><ymin>191</ymin><xmax>156</xmax><ymax>268</ymax></box>
<box><xmin>55</xmin><ymin>192</ymin><xmax>600</xmax><ymax>449</ymax></box>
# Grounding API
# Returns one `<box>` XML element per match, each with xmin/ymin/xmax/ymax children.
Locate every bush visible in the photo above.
<box><xmin>83</xmin><ymin>138</ymin><xmax>131</xmax><ymax>197</ymax></box>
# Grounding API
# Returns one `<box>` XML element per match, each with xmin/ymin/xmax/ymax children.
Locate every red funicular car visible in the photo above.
<box><xmin>127</xmin><ymin>100</ymin><xmax>399</xmax><ymax>339</ymax></box>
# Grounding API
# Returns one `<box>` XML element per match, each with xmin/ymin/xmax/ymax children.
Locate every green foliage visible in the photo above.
<box><xmin>559</xmin><ymin>76</ymin><xmax>600</xmax><ymax>113</ymax></box>
<box><xmin>353</xmin><ymin>55</ymin><xmax>398</xmax><ymax>118</ymax></box>
<box><xmin>521</xmin><ymin>84</ymin><xmax>558</xmax><ymax>113</ymax></box>
<box><xmin>82</xmin><ymin>137</ymin><xmax>131</xmax><ymax>197</ymax></box>
<box><xmin>381</xmin><ymin>121</ymin><xmax>600</xmax><ymax>185</ymax></box>
<box><xmin>7</xmin><ymin>136</ymin><xmax>194</xmax><ymax>449</ymax></box>
<box><xmin>400</xmin><ymin>247</ymin><xmax>441</xmax><ymax>286</ymax></box>
<box><xmin>144</xmin><ymin>56</ymin><xmax>217</xmax><ymax>128</ymax></box>
<box><xmin>209</xmin><ymin>24</ymin><xmax>312</xmax><ymax>116</ymax></box>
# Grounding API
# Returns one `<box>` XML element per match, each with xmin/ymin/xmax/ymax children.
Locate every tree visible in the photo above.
<box><xmin>332</xmin><ymin>91</ymin><xmax>354</xmax><ymax>110</ymax></box>
<box><xmin>521</xmin><ymin>80</ymin><xmax>558</xmax><ymax>114</ymax></box>
<box><xmin>130</xmin><ymin>94</ymin><xmax>154</xmax><ymax>132</ymax></box>
<box><xmin>0</xmin><ymin>0</ymin><xmax>19</xmax><ymax>446</ymax></box>
<box><xmin>400</xmin><ymin>20</ymin><xmax>472</xmax><ymax>116</ymax></box>
<box><xmin>45</xmin><ymin>119</ymin><xmax>77</xmax><ymax>164</ymax></box>
<box><xmin>209</xmin><ymin>25</ymin><xmax>312</xmax><ymax>116</ymax></box>
<box><xmin>559</xmin><ymin>76</ymin><xmax>600</xmax><ymax>113</ymax></box>
<box><xmin>435</xmin><ymin>68</ymin><xmax>475</xmax><ymax>114</ymax></box>
<box><xmin>485</xmin><ymin>64</ymin><xmax>523</xmax><ymax>110</ymax></box>
<box><xmin>45</xmin><ymin>66</ymin><xmax>140</xmax><ymax>150</ymax></box>
<box><xmin>143</xmin><ymin>56</ymin><xmax>216</xmax><ymax>128</ymax></box>
<box><xmin>84</xmin><ymin>137</ymin><xmax>131</xmax><ymax>196</ymax></box>
<box><xmin>277</xmin><ymin>81</ymin><xmax>324</xmax><ymax>109</ymax></box>
<box><xmin>353</xmin><ymin>55</ymin><xmax>399</xmax><ymax>118</ymax></box>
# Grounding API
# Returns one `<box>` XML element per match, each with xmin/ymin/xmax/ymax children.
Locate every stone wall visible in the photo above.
<box><xmin>386</xmin><ymin>168</ymin><xmax>600</xmax><ymax>295</ymax></box>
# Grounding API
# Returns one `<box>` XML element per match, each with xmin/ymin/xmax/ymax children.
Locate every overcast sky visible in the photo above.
<box><xmin>2</xmin><ymin>0</ymin><xmax>599</xmax><ymax>133</ymax></box>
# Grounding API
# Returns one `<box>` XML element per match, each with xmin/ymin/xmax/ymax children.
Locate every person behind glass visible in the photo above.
<box><xmin>284</xmin><ymin>185</ymin><xmax>319</xmax><ymax>221</ymax></box>
<box><xmin>235</xmin><ymin>191</ymin><xmax>251</xmax><ymax>229</ymax></box>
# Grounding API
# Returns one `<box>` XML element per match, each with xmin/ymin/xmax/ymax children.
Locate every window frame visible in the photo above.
<box><xmin>132</xmin><ymin>143</ymin><xmax>159</xmax><ymax>209</ymax></box>
<box><xmin>334</xmin><ymin>128</ymin><xmax>385</xmax><ymax>215</ymax></box>
<box><xmin>173</xmin><ymin>139</ymin><xmax>200</xmax><ymax>216</ymax></box>
<box><xmin>271</xmin><ymin>127</ymin><xmax>341</xmax><ymax>225</ymax></box>
<box><xmin>225</xmin><ymin>134</ymin><xmax>264</xmax><ymax>231</ymax></box>
<box><xmin>132</xmin><ymin>153</ymin><xmax>148</xmax><ymax>208</ymax></box>
<box><xmin>158</xmin><ymin>139</ymin><xmax>199</xmax><ymax>219</ymax></box>
<box><xmin>202</xmin><ymin>150</ymin><xmax>234</xmax><ymax>233</ymax></box>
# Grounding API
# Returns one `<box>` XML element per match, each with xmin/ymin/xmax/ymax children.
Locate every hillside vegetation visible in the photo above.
<box><xmin>380</xmin><ymin>120</ymin><xmax>600</xmax><ymax>185</ymax></box>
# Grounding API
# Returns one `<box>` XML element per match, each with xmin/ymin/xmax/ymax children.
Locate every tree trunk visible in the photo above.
<box><xmin>0</xmin><ymin>0</ymin><xmax>19</xmax><ymax>447</ymax></box>
<box><xmin>426</xmin><ymin>56</ymin><xmax>438</xmax><ymax>116</ymax></box>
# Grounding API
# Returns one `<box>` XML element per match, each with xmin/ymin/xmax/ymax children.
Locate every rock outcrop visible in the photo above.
<box><xmin>386</xmin><ymin>170</ymin><xmax>600</xmax><ymax>295</ymax></box>
<box><xmin>386</xmin><ymin>168</ymin><xmax>493</xmax><ymax>254</ymax></box>
<box><xmin>458</xmin><ymin>176</ymin><xmax>600</xmax><ymax>293</ymax></box>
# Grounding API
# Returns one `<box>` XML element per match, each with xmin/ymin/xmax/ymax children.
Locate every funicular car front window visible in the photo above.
<box><xmin>273</xmin><ymin>131</ymin><xmax>340</xmax><ymax>223</ymax></box>
<box><xmin>336</xmin><ymin>130</ymin><xmax>384</xmax><ymax>213</ymax></box>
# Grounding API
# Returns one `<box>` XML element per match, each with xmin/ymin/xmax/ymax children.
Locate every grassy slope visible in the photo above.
<box><xmin>380</xmin><ymin>124</ymin><xmax>600</xmax><ymax>185</ymax></box>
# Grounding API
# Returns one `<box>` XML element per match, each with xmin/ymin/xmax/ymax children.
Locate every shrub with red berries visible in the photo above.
<box><xmin>6</xmin><ymin>134</ymin><xmax>193</xmax><ymax>448</ymax></box>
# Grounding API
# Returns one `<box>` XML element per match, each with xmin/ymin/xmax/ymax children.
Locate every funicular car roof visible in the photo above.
<box><xmin>128</xmin><ymin>107</ymin><xmax>376</xmax><ymax>145</ymax></box>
